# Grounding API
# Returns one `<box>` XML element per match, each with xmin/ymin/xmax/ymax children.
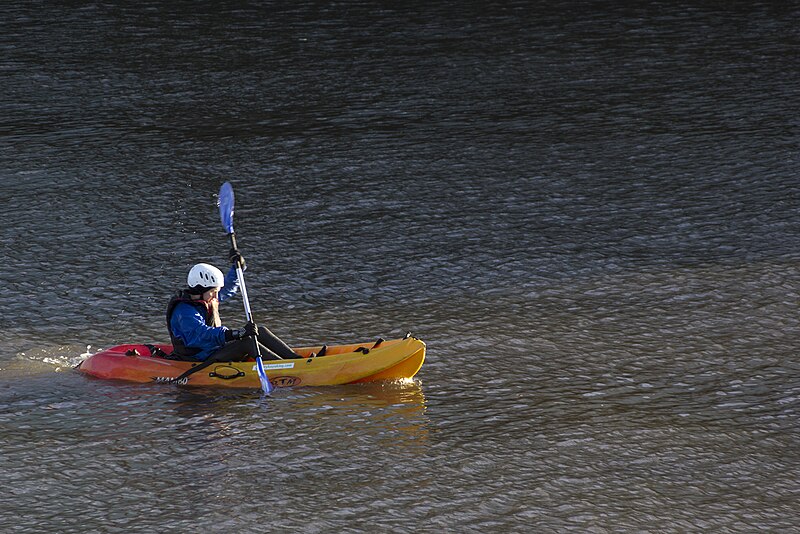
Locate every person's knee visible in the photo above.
<box><xmin>258</xmin><ymin>325</ymin><xmax>272</xmax><ymax>338</ymax></box>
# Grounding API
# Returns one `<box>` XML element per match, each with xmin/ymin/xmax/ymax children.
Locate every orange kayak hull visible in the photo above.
<box><xmin>77</xmin><ymin>336</ymin><xmax>425</xmax><ymax>389</ymax></box>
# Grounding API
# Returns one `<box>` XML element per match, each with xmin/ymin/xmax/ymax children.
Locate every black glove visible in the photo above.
<box><xmin>224</xmin><ymin>322</ymin><xmax>258</xmax><ymax>342</ymax></box>
<box><xmin>243</xmin><ymin>321</ymin><xmax>258</xmax><ymax>338</ymax></box>
<box><xmin>229</xmin><ymin>247</ymin><xmax>246</xmax><ymax>269</ymax></box>
<box><xmin>224</xmin><ymin>328</ymin><xmax>242</xmax><ymax>342</ymax></box>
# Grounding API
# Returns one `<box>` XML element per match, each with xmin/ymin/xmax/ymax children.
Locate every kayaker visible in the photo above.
<box><xmin>166</xmin><ymin>248</ymin><xmax>305</xmax><ymax>362</ymax></box>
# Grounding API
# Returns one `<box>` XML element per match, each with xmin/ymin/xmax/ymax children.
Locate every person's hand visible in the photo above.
<box><xmin>243</xmin><ymin>321</ymin><xmax>258</xmax><ymax>338</ymax></box>
<box><xmin>225</xmin><ymin>322</ymin><xmax>257</xmax><ymax>342</ymax></box>
<box><xmin>229</xmin><ymin>247</ymin><xmax>246</xmax><ymax>269</ymax></box>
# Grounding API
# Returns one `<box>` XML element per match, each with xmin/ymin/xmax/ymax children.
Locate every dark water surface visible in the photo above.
<box><xmin>3</xmin><ymin>1</ymin><xmax>800</xmax><ymax>532</ymax></box>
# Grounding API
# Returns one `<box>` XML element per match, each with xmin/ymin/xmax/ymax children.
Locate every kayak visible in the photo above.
<box><xmin>76</xmin><ymin>335</ymin><xmax>425</xmax><ymax>389</ymax></box>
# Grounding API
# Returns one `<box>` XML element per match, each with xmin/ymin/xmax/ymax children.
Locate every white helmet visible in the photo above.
<box><xmin>187</xmin><ymin>263</ymin><xmax>224</xmax><ymax>290</ymax></box>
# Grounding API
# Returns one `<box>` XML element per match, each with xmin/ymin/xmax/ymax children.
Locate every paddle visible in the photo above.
<box><xmin>218</xmin><ymin>181</ymin><xmax>273</xmax><ymax>395</ymax></box>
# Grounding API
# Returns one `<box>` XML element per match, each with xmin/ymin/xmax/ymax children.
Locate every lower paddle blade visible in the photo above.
<box><xmin>218</xmin><ymin>181</ymin><xmax>235</xmax><ymax>234</ymax></box>
<box><xmin>255</xmin><ymin>356</ymin><xmax>273</xmax><ymax>394</ymax></box>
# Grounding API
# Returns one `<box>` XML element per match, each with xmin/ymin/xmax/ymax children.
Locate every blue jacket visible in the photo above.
<box><xmin>168</xmin><ymin>266</ymin><xmax>242</xmax><ymax>361</ymax></box>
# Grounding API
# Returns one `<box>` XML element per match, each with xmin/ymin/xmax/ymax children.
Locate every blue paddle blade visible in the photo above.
<box><xmin>218</xmin><ymin>181</ymin><xmax>235</xmax><ymax>234</ymax></box>
<box><xmin>256</xmin><ymin>357</ymin><xmax>273</xmax><ymax>394</ymax></box>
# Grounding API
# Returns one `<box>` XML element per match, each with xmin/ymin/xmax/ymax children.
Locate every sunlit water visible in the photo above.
<box><xmin>2</xmin><ymin>1</ymin><xmax>800</xmax><ymax>532</ymax></box>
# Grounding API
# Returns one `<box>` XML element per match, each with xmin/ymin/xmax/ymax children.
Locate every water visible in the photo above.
<box><xmin>2</xmin><ymin>1</ymin><xmax>800</xmax><ymax>531</ymax></box>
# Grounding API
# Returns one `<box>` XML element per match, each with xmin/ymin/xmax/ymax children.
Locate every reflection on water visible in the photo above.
<box><xmin>166</xmin><ymin>379</ymin><xmax>431</xmax><ymax>449</ymax></box>
<box><xmin>0</xmin><ymin>372</ymin><xmax>433</xmax><ymax>530</ymax></box>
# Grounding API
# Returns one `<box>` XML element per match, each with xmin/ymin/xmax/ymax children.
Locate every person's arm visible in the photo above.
<box><xmin>218</xmin><ymin>265</ymin><xmax>242</xmax><ymax>303</ymax></box>
<box><xmin>170</xmin><ymin>303</ymin><xmax>228</xmax><ymax>355</ymax></box>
